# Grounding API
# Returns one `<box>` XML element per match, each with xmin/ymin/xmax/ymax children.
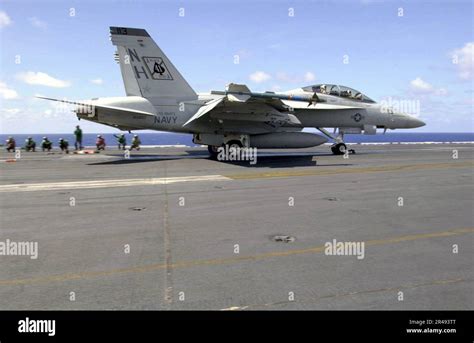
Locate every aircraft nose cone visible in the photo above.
<box><xmin>409</xmin><ymin>117</ymin><xmax>426</xmax><ymax>128</ymax></box>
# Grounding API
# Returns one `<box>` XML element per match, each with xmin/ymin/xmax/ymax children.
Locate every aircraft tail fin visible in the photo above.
<box><xmin>110</xmin><ymin>27</ymin><xmax>197</xmax><ymax>103</ymax></box>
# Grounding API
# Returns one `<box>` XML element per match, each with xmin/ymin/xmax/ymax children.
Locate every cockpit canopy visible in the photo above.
<box><xmin>302</xmin><ymin>84</ymin><xmax>375</xmax><ymax>103</ymax></box>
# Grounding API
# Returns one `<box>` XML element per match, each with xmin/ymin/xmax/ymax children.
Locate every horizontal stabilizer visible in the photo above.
<box><xmin>36</xmin><ymin>96</ymin><xmax>156</xmax><ymax>117</ymax></box>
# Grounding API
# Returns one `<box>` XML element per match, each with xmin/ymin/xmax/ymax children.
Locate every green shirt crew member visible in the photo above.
<box><xmin>74</xmin><ymin>125</ymin><xmax>83</xmax><ymax>150</ymax></box>
<box><xmin>114</xmin><ymin>133</ymin><xmax>127</xmax><ymax>150</ymax></box>
<box><xmin>25</xmin><ymin>137</ymin><xmax>36</xmax><ymax>152</ymax></box>
<box><xmin>59</xmin><ymin>138</ymin><xmax>69</xmax><ymax>153</ymax></box>
<box><xmin>41</xmin><ymin>137</ymin><xmax>52</xmax><ymax>152</ymax></box>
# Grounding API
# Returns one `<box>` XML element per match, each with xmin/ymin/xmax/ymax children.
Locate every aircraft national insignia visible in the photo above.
<box><xmin>352</xmin><ymin>113</ymin><xmax>363</xmax><ymax>122</ymax></box>
<box><xmin>143</xmin><ymin>57</ymin><xmax>173</xmax><ymax>80</ymax></box>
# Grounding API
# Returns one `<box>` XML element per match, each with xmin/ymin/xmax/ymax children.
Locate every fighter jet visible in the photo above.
<box><xmin>39</xmin><ymin>27</ymin><xmax>425</xmax><ymax>157</ymax></box>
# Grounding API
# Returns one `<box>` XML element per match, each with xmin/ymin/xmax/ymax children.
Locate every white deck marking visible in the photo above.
<box><xmin>0</xmin><ymin>175</ymin><xmax>230</xmax><ymax>192</ymax></box>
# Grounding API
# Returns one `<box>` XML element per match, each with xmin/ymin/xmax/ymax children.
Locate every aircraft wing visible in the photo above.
<box><xmin>183</xmin><ymin>84</ymin><xmax>299</xmax><ymax>128</ymax></box>
<box><xmin>224</xmin><ymin>83</ymin><xmax>289</xmax><ymax>111</ymax></box>
<box><xmin>183</xmin><ymin>98</ymin><xmax>301</xmax><ymax>128</ymax></box>
<box><xmin>183</xmin><ymin>97</ymin><xmax>226</xmax><ymax>126</ymax></box>
<box><xmin>183</xmin><ymin>84</ymin><xmax>366</xmax><ymax>128</ymax></box>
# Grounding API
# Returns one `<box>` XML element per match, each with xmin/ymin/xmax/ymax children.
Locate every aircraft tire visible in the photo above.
<box><xmin>226</xmin><ymin>140</ymin><xmax>243</xmax><ymax>149</ymax></box>
<box><xmin>208</xmin><ymin>145</ymin><xmax>220</xmax><ymax>160</ymax></box>
<box><xmin>332</xmin><ymin>143</ymin><xmax>347</xmax><ymax>155</ymax></box>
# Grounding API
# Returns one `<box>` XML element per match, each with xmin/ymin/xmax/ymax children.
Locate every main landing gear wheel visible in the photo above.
<box><xmin>208</xmin><ymin>141</ymin><xmax>243</xmax><ymax>160</ymax></box>
<box><xmin>208</xmin><ymin>145</ymin><xmax>220</xmax><ymax>160</ymax></box>
<box><xmin>226</xmin><ymin>140</ymin><xmax>243</xmax><ymax>150</ymax></box>
<box><xmin>331</xmin><ymin>143</ymin><xmax>347</xmax><ymax>155</ymax></box>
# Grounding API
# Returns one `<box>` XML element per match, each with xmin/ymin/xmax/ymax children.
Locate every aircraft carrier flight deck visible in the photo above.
<box><xmin>0</xmin><ymin>143</ymin><xmax>472</xmax><ymax>310</ymax></box>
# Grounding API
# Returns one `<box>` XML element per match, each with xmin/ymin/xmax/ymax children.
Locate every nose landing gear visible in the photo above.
<box><xmin>317</xmin><ymin>127</ymin><xmax>356</xmax><ymax>155</ymax></box>
<box><xmin>331</xmin><ymin>143</ymin><xmax>347</xmax><ymax>155</ymax></box>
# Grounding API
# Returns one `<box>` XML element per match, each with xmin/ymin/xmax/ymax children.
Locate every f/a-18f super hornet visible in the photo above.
<box><xmin>39</xmin><ymin>27</ymin><xmax>425</xmax><ymax>157</ymax></box>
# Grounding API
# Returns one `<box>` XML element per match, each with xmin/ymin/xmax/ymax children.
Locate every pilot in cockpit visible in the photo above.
<box><xmin>319</xmin><ymin>85</ymin><xmax>327</xmax><ymax>94</ymax></box>
<box><xmin>341</xmin><ymin>89</ymin><xmax>352</xmax><ymax>98</ymax></box>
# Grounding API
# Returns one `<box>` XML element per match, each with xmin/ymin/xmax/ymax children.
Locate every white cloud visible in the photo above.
<box><xmin>28</xmin><ymin>17</ymin><xmax>47</xmax><ymax>29</ymax></box>
<box><xmin>0</xmin><ymin>82</ymin><xmax>19</xmax><ymax>99</ymax></box>
<box><xmin>249</xmin><ymin>71</ymin><xmax>271</xmax><ymax>83</ymax></box>
<box><xmin>451</xmin><ymin>42</ymin><xmax>474</xmax><ymax>80</ymax></box>
<box><xmin>410</xmin><ymin>77</ymin><xmax>433</xmax><ymax>93</ymax></box>
<box><xmin>409</xmin><ymin>77</ymin><xmax>448</xmax><ymax>96</ymax></box>
<box><xmin>16</xmin><ymin>71</ymin><xmax>71</xmax><ymax>88</ymax></box>
<box><xmin>0</xmin><ymin>11</ymin><xmax>12</xmax><ymax>28</ymax></box>
<box><xmin>43</xmin><ymin>109</ymin><xmax>54</xmax><ymax>118</ymax></box>
<box><xmin>0</xmin><ymin>108</ymin><xmax>21</xmax><ymax>119</ymax></box>
<box><xmin>304</xmin><ymin>71</ymin><xmax>316</xmax><ymax>82</ymax></box>
<box><xmin>4</xmin><ymin>108</ymin><xmax>20</xmax><ymax>114</ymax></box>
<box><xmin>90</xmin><ymin>78</ymin><xmax>104</xmax><ymax>85</ymax></box>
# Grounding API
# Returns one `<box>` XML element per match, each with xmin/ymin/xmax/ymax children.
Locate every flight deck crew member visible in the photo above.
<box><xmin>25</xmin><ymin>137</ymin><xmax>36</xmax><ymax>152</ymax></box>
<box><xmin>41</xmin><ymin>137</ymin><xmax>52</xmax><ymax>152</ymax></box>
<box><xmin>74</xmin><ymin>125</ymin><xmax>83</xmax><ymax>150</ymax></box>
<box><xmin>5</xmin><ymin>136</ymin><xmax>16</xmax><ymax>152</ymax></box>
<box><xmin>114</xmin><ymin>133</ymin><xmax>126</xmax><ymax>150</ymax></box>
<box><xmin>96</xmin><ymin>135</ymin><xmax>106</xmax><ymax>150</ymax></box>
<box><xmin>59</xmin><ymin>138</ymin><xmax>69</xmax><ymax>153</ymax></box>
<box><xmin>130</xmin><ymin>134</ymin><xmax>141</xmax><ymax>151</ymax></box>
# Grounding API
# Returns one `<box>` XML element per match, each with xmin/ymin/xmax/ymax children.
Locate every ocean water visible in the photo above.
<box><xmin>1</xmin><ymin>132</ymin><xmax>473</xmax><ymax>148</ymax></box>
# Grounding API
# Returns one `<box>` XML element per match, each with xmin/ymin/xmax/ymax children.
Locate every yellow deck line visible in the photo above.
<box><xmin>224</xmin><ymin>161</ymin><xmax>472</xmax><ymax>180</ymax></box>
<box><xmin>0</xmin><ymin>227</ymin><xmax>472</xmax><ymax>286</ymax></box>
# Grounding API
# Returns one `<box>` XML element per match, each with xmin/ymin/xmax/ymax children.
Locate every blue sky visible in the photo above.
<box><xmin>0</xmin><ymin>0</ymin><xmax>472</xmax><ymax>133</ymax></box>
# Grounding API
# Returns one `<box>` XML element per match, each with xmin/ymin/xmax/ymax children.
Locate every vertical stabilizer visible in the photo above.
<box><xmin>110</xmin><ymin>27</ymin><xmax>197</xmax><ymax>104</ymax></box>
